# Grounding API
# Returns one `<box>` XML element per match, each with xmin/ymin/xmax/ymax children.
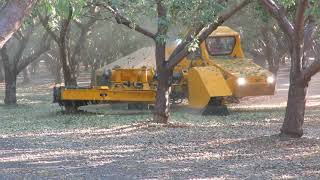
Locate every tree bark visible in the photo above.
<box><xmin>281</xmin><ymin>82</ymin><xmax>307</xmax><ymax>137</ymax></box>
<box><xmin>153</xmin><ymin>66</ymin><xmax>173</xmax><ymax>123</ymax></box>
<box><xmin>1</xmin><ymin>45</ymin><xmax>17</xmax><ymax>105</ymax></box>
<box><xmin>39</xmin><ymin>5</ymin><xmax>77</xmax><ymax>87</ymax></box>
<box><xmin>59</xmin><ymin>6</ymin><xmax>77</xmax><ymax>87</ymax></box>
<box><xmin>90</xmin><ymin>59</ymin><xmax>100</xmax><ymax>86</ymax></box>
<box><xmin>55</xmin><ymin>65</ymin><xmax>62</xmax><ymax>84</ymax></box>
<box><xmin>59</xmin><ymin>43</ymin><xmax>77</xmax><ymax>87</ymax></box>
<box><xmin>261</xmin><ymin>27</ymin><xmax>275</xmax><ymax>73</ymax></box>
<box><xmin>4</xmin><ymin>70</ymin><xmax>17</xmax><ymax>105</ymax></box>
<box><xmin>0</xmin><ymin>59</ymin><xmax>4</xmax><ymax>82</ymax></box>
<box><xmin>0</xmin><ymin>0</ymin><xmax>37</xmax><ymax>48</ymax></box>
<box><xmin>281</xmin><ymin>37</ymin><xmax>307</xmax><ymax>137</ymax></box>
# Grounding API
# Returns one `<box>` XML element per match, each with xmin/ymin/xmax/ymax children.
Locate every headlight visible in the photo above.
<box><xmin>267</xmin><ymin>76</ymin><xmax>275</xmax><ymax>84</ymax></box>
<box><xmin>237</xmin><ymin>77</ymin><xmax>246</xmax><ymax>86</ymax></box>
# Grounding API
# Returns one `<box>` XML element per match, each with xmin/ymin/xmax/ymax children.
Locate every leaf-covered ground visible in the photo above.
<box><xmin>0</xmin><ymin>67</ymin><xmax>319</xmax><ymax>179</ymax></box>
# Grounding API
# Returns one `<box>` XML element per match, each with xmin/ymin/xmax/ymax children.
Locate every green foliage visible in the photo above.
<box><xmin>86</xmin><ymin>21</ymin><xmax>152</xmax><ymax>65</ymax></box>
<box><xmin>168</xmin><ymin>0</ymin><xmax>225</xmax><ymax>26</ymax></box>
<box><xmin>105</xmin><ymin>0</ymin><xmax>228</xmax><ymax>42</ymax></box>
<box><xmin>37</xmin><ymin>0</ymin><xmax>87</xmax><ymax>20</ymax></box>
<box><xmin>308</xmin><ymin>0</ymin><xmax>320</xmax><ymax>17</ymax></box>
<box><xmin>279</xmin><ymin>0</ymin><xmax>296</xmax><ymax>8</ymax></box>
<box><xmin>252</xmin><ymin>2</ymin><xmax>269</xmax><ymax>23</ymax></box>
<box><xmin>188</xmin><ymin>36</ymin><xmax>199</xmax><ymax>52</ymax></box>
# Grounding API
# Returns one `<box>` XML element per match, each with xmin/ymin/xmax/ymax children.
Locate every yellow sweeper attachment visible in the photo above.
<box><xmin>53</xmin><ymin>26</ymin><xmax>276</xmax><ymax>115</ymax></box>
<box><xmin>187</xmin><ymin>66</ymin><xmax>232</xmax><ymax>115</ymax></box>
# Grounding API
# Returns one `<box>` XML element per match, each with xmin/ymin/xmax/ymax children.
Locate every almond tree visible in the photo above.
<box><xmin>250</xmin><ymin>24</ymin><xmax>288</xmax><ymax>75</ymax></box>
<box><xmin>101</xmin><ymin>0</ymin><xmax>251</xmax><ymax>123</ymax></box>
<box><xmin>38</xmin><ymin>4</ymin><xmax>77</xmax><ymax>87</ymax></box>
<box><xmin>38</xmin><ymin>0</ymin><xmax>99</xmax><ymax>88</ymax></box>
<box><xmin>260</xmin><ymin>0</ymin><xmax>319</xmax><ymax>137</ymax></box>
<box><xmin>0</xmin><ymin>24</ymin><xmax>50</xmax><ymax>105</ymax></box>
<box><xmin>44</xmin><ymin>49</ymin><xmax>63</xmax><ymax>84</ymax></box>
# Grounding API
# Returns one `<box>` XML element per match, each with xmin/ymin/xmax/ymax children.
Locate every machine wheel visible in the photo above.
<box><xmin>202</xmin><ymin>97</ymin><xmax>229</xmax><ymax>116</ymax></box>
<box><xmin>65</xmin><ymin>104</ymin><xmax>79</xmax><ymax>113</ymax></box>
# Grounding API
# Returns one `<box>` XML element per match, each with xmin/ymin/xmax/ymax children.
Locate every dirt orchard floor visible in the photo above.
<box><xmin>0</xmin><ymin>65</ymin><xmax>319</xmax><ymax>179</ymax></box>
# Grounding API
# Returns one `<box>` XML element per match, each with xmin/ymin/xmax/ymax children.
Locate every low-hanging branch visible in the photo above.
<box><xmin>300</xmin><ymin>42</ymin><xmax>320</xmax><ymax>83</ymax></box>
<box><xmin>260</xmin><ymin>0</ymin><xmax>294</xmax><ymax>38</ymax></box>
<box><xmin>101</xmin><ymin>4</ymin><xmax>156</xmax><ymax>39</ymax></box>
<box><xmin>71</xmin><ymin>5</ymin><xmax>101</xmax><ymax>62</ymax></box>
<box><xmin>99</xmin><ymin>0</ymin><xmax>251</xmax><ymax>70</ymax></box>
<box><xmin>38</xmin><ymin>14</ymin><xmax>60</xmax><ymax>45</ymax></box>
<box><xmin>166</xmin><ymin>0</ymin><xmax>251</xmax><ymax>69</ymax></box>
<box><xmin>17</xmin><ymin>32</ymin><xmax>51</xmax><ymax>72</ymax></box>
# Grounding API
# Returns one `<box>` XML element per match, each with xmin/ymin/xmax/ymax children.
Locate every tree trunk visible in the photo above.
<box><xmin>4</xmin><ymin>69</ymin><xmax>17</xmax><ymax>105</ymax></box>
<box><xmin>30</xmin><ymin>61</ymin><xmax>38</xmax><ymax>75</ymax></box>
<box><xmin>59</xmin><ymin>45</ymin><xmax>77</xmax><ymax>87</ymax></box>
<box><xmin>1</xmin><ymin>45</ymin><xmax>17</xmax><ymax>105</ymax></box>
<box><xmin>153</xmin><ymin>67</ymin><xmax>172</xmax><ymax>124</ymax></box>
<box><xmin>84</xmin><ymin>61</ymin><xmax>89</xmax><ymax>71</ymax></box>
<box><xmin>281</xmin><ymin>37</ymin><xmax>306</xmax><ymax>138</ymax></box>
<box><xmin>281</xmin><ymin>82</ymin><xmax>307</xmax><ymax>137</ymax></box>
<box><xmin>90</xmin><ymin>67</ymin><xmax>95</xmax><ymax>87</ymax></box>
<box><xmin>0</xmin><ymin>60</ymin><xmax>4</xmax><ymax>82</ymax></box>
<box><xmin>55</xmin><ymin>66</ymin><xmax>62</xmax><ymax>84</ymax></box>
<box><xmin>90</xmin><ymin>59</ymin><xmax>100</xmax><ymax>87</ymax></box>
<box><xmin>59</xmin><ymin>11</ymin><xmax>77</xmax><ymax>87</ymax></box>
<box><xmin>22</xmin><ymin>68</ymin><xmax>30</xmax><ymax>84</ymax></box>
<box><xmin>262</xmin><ymin>27</ymin><xmax>278</xmax><ymax>75</ymax></box>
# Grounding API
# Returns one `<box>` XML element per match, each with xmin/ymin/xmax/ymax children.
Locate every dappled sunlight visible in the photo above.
<box><xmin>17</xmin><ymin>98</ymin><xmax>43</xmax><ymax>104</ymax></box>
<box><xmin>0</xmin><ymin>111</ymin><xmax>319</xmax><ymax>178</ymax></box>
<box><xmin>153</xmin><ymin>151</ymin><xmax>222</xmax><ymax>163</ymax></box>
<box><xmin>0</xmin><ymin>145</ymin><xmax>142</xmax><ymax>164</ymax></box>
<box><xmin>0</xmin><ymin>123</ymin><xmax>145</xmax><ymax>138</ymax></box>
<box><xmin>0</xmin><ymin>66</ymin><xmax>320</xmax><ymax>178</ymax></box>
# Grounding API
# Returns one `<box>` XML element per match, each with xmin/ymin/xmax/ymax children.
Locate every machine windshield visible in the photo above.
<box><xmin>206</xmin><ymin>36</ymin><xmax>236</xmax><ymax>56</ymax></box>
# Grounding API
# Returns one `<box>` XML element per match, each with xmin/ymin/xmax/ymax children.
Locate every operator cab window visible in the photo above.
<box><xmin>206</xmin><ymin>36</ymin><xmax>236</xmax><ymax>56</ymax></box>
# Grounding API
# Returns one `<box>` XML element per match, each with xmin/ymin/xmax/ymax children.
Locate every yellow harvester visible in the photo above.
<box><xmin>53</xmin><ymin>26</ymin><xmax>276</xmax><ymax>115</ymax></box>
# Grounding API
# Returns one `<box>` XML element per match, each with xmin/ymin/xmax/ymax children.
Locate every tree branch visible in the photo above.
<box><xmin>17</xmin><ymin>32</ymin><xmax>50</xmax><ymax>73</ymax></box>
<box><xmin>74</xmin><ymin>19</ymin><xmax>84</xmax><ymax>29</ymax></box>
<box><xmin>14</xmin><ymin>29</ymin><xmax>24</xmax><ymax>40</ymax></box>
<box><xmin>167</xmin><ymin>24</ymin><xmax>204</xmax><ymax>62</ymax></box>
<box><xmin>295</xmin><ymin>0</ymin><xmax>308</xmax><ymax>44</ymax></box>
<box><xmin>167</xmin><ymin>0</ymin><xmax>251</xmax><ymax>69</ymax></box>
<box><xmin>0</xmin><ymin>0</ymin><xmax>37</xmax><ymax>48</ymax></box>
<box><xmin>71</xmin><ymin>6</ymin><xmax>100</xmax><ymax>64</ymax></box>
<box><xmin>259</xmin><ymin>0</ymin><xmax>294</xmax><ymax>39</ymax></box>
<box><xmin>303</xmin><ymin>16</ymin><xmax>318</xmax><ymax>52</ymax></box>
<box><xmin>38</xmin><ymin>13</ymin><xmax>60</xmax><ymax>44</ymax></box>
<box><xmin>12</xmin><ymin>24</ymin><xmax>35</xmax><ymax>66</ymax></box>
<box><xmin>102</xmin><ymin>4</ymin><xmax>156</xmax><ymax>39</ymax></box>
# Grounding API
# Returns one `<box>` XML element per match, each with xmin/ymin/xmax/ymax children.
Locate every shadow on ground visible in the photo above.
<box><xmin>0</xmin><ymin>119</ymin><xmax>319</xmax><ymax>179</ymax></box>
